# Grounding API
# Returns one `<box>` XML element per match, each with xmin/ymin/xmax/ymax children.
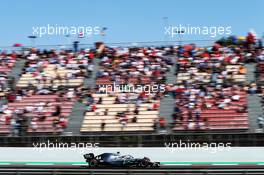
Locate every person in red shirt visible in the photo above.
<box><xmin>159</xmin><ymin>117</ymin><xmax>167</xmax><ymax>129</ymax></box>
<box><xmin>7</xmin><ymin>93</ymin><xmax>15</xmax><ymax>102</ymax></box>
<box><xmin>246</xmin><ymin>32</ymin><xmax>255</xmax><ymax>45</ymax></box>
<box><xmin>246</xmin><ymin>32</ymin><xmax>256</xmax><ymax>51</ymax></box>
<box><xmin>139</xmin><ymin>91</ymin><xmax>147</xmax><ymax>99</ymax></box>
<box><xmin>153</xmin><ymin>103</ymin><xmax>159</xmax><ymax>110</ymax></box>
<box><xmin>201</xmin><ymin>52</ymin><xmax>210</xmax><ymax>58</ymax></box>
<box><xmin>89</xmin><ymin>52</ymin><xmax>94</xmax><ymax>60</ymax></box>
<box><xmin>5</xmin><ymin>114</ymin><xmax>11</xmax><ymax>125</ymax></box>
<box><xmin>92</xmin><ymin>105</ymin><xmax>97</xmax><ymax>112</ymax></box>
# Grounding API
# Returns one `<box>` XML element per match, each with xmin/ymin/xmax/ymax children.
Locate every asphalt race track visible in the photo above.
<box><xmin>1</xmin><ymin>148</ymin><xmax>264</xmax><ymax>174</ymax></box>
<box><xmin>1</xmin><ymin>165</ymin><xmax>264</xmax><ymax>175</ymax></box>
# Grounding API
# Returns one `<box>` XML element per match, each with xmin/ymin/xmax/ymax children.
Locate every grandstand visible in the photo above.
<box><xmin>0</xmin><ymin>35</ymin><xmax>263</xmax><ymax>137</ymax></box>
<box><xmin>81</xmin><ymin>93</ymin><xmax>160</xmax><ymax>132</ymax></box>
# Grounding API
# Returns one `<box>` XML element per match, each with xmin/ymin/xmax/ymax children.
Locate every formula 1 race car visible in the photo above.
<box><xmin>83</xmin><ymin>152</ymin><xmax>160</xmax><ymax>168</ymax></box>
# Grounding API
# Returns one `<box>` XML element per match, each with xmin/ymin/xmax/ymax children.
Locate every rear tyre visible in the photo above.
<box><xmin>89</xmin><ymin>159</ymin><xmax>98</xmax><ymax>168</ymax></box>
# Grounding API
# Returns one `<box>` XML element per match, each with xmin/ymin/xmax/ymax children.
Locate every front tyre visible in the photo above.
<box><xmin>139</xmin><ymin>157</ymin><xmax>150</xmax><ymax>168</ymax></box>
<box><xmin>151</xmin><ymin>162</ymin><xmax>160</xmax><ymax>168</ymax></box>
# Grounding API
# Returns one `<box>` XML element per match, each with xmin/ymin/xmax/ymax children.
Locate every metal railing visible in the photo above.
<box><xmin>0</xmin><ymin>39</ymin><xmax>217</xmax><ymax>51</ymax></box>
<box><xmin>0</xmin><ymin>132</ymin><xmax>264</xmax><ymax>147</ymax></box>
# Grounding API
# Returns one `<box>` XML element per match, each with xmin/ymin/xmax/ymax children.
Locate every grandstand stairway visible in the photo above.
<box><xmin>8</xmin><ymin>59</ymin><xmax>26</xmax><ymax>87</ymax></box>
<box><xmin>158</xmin><ymin>55</ymin><xmax>177</xmax><ymax>131</ymax></box>
<box><xmin>69</xmin><ymin>58</ymin><xmax>101</xmax><ymax>134</ymax></box>
<box><xmin>245</xmin><ymin>63</ymin><xmax>256</xmax><ymax>84</ymax></box>
<box><xmin>245</xmin><ymin>63</ymin><xmax>263</xmax><ymax>131</ymax></box>
<box><xmin>247</xmin><ymin>94</ymin><xmax>263</xmax><ymax>132</ymax></box>
<box><xmin>84</xmin><ymin>58</ymin><xmax>100</xmax><ymax>88</ymax></box>
<box><xmin>64</xmin><ymin>101</ymin><xmax>86</xmax><ymax>135</ymax></box>
<box><xmin>165</xmin><ymin>55</ymin><xmax>177</xmax><ymax>84</ymax></box>
<box><xmin>159</xmin><ymin>95</ymin><xmax>175</xmax><ymax>130</ymax></box>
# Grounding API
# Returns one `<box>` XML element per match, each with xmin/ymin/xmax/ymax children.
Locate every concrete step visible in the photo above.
<box><xmin>245</xmin><ymin>63</ymin><xmax>256</xmax><ymax>83</ymax></box>
<box><xmin>8</xmin><ymin>59</ymin><xmax>26</xmax><ymax>87</ymax></box>
<box><xmin>164</xmin><ymin>55</ymin><xmax>177</xmax><ymax>85</ymax></box>
<box><xmin>247</xmin><ymin>93</ymin><xmax>263</xmax><ymax>132</ymax></box>
<box><xmin>84</xmin><ymin>58</ymin><xmax>100</xmax><ymax>88</ymax></box>
<box><xmin>64</xmin><ymin>101</ymin><xmax>86</xmax><ymax>135</ymax></box>
<box><xmin>159</xmin><ymin>95</ymin><xmax>175</xmax><ymax>124</ymax></box>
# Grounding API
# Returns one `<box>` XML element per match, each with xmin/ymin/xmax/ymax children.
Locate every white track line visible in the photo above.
<box><xmin>26</xmin><ymin>163</ymin><xmax>54</xmax><ymax>165</ymax></box>
<box><xmin>212</xmin><ymin>164</ymin><xmax>239</xmax><ymax>166</ymax></box>
<box><xmin>165</xmin><ymin>164</ymin><xmax>192</xmax><ymax>166</ymax></box>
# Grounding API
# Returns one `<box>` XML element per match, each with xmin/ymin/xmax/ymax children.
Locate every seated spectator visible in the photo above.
<box><xmin>10</xmin><ymin>118</ymin><xmax>19</xmax><ymax>136</ymax></box>
<box><xmin>147</xmin><ymin>105</ymin><xmax>152</xmax><ymax>111</ymax></box>
<box><xmin>239</xmin><ymin>65</ymin><xmax>247</xmax><ymax>74</ymax></box>
<box><xmin>7</xmin><ymin>93</ymin><xmax>15</xmax><ymax>102</ymax></box>
<box><xmin>0</xmin><ymin>114</ymin><xmax>6</xmax><ymax>125</ymax></box>
<box><xmin>159</xmin><ymin>117</ymin><xmax>166</xmax><ymax>130</ymax></box>
<box><xmin>257</xmin><ymin>116</ymin><xmax>264</xmax><ymax>128</ymax></box>
<box><xmin>187</xmin><ymin>110</ymin><xmax>193</xmax><ymax>120</ymax></box>
<box><xmin>52</xmin><ymin>117</ymin><xmax>60</xmax><ymax>130</ymax></box>
<box><xmin>97</xmin><ymin>97</ymin><xmax>102</xmax><ymax>104</ymax></box>
<box><xmin>59</xmin><ymin>116</ymin><xmax>68</xmax><ymax>128</ymax></box>
<box><xmin>237</xmin><ymin>105</ymin><xmax>247</xmax><ymax>113</ymax></box>
<box><xmin>218</xmin><ymin>99</ymin><xmax>231</xmax><ymax>109</ymax></box>
<box><xmin>152</xmin><ymin>103</ymin><xmax>159</xmax><ymax>110</ymax></box>
<box><xmin>114</xmin><ymin>97</ymin><xmax>120</xmax><ymax>104</ymax></box>
<box><xmin>101</xmin><ymin>119</ymin><xmax>105</xmax><ymax>131</ymax></box>
<box><xmin>132</xmin><ymin>116</ymin><xmax>137</xmax><ymax>123</ymax></box>
<box><xmin>134</xmin><ymin>107</ymin><xmax>139</xmax><ymax>115</ymax></box>
<box><xmin>86</xmin><ymin>105</ymin><xmax>92</xmax><ymax>112</ymax></box>
<box><xmin>174</xmin><ymin>106</ymin><xmax>181</xmax><ymax>113</ymax></box>
<box><xmin>198</xmin><ymin>118</ymin><xmax>209</xmax><ymax>130</ymax></box>
<box><xmin>52</xmin><ymin>105</ymin><xmax>61</xmax><ymax>117</ymax></box>
<box><xmin>67</xmin><ymin>89</ymin><xmax>75</xmax><ymax>100</ymax></box>
<box><xmin>92</xmin><ymin>104</ymin><xmax>97</xmax><ymax>112</ymax></box>
<box><xmin>30</xmin><ymin>118</ymin><xmax>38</xmax><ymax>132</ymax></box>
<box><xmin>231</xmin><ymin>94</ymin><xmax>240</xmax><ymax>101</ymax></box>
<box><xmin>187</xmin><ymin>120</ymin><xmax>196</xmax><ymax>130</ymax></box>
<box><xmin>248</xmin><ymin>83</ymin><xmax>257</xmax><ymax>94</ymax></box>
<box><xmin>104</xmin><ymin>109</ymin><xmax>108</xmax><ymax>116</ymax></box>
<box><xmin>194</xmin><ymin>108</ymin><xmax>201</xmax><ymax>121</ymax></box>
<box><xmin>38</xmin><ymin>114</ymin><xmax>46</xmax><ymax>122</ymax></box>
<box><xmin>120</xmin><ymin>115</ymin><xmax>128</xmax><ymax>129</ymax></box>
<box><xmin>87</xmin><ymin>94</ymin><xmax>94</xmax><ymax>105</ymax></box>
<box><xmin>153</xmin><ymin>119</ymin><xmax>158</xmax><ymax>131</ymax></box>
